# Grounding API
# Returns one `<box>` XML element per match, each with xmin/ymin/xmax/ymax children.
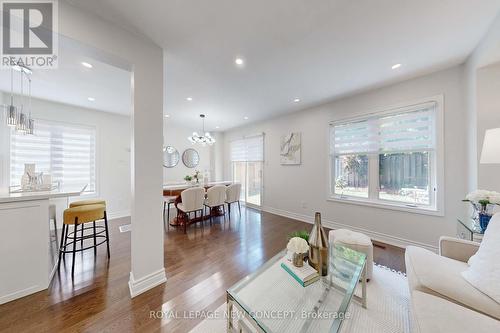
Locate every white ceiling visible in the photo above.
<box><xmin>47</xmin><ymin>1</ymin><xmax>500</xmax><ymax>129</ymax></box>
<box><xmin>0</xmin><ymin>42</ymin><xmax>131</xmax><ymax>115</ymax></box>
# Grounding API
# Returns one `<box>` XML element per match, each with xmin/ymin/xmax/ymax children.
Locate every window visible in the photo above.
<box><xmin>230</xmin><ymin>134</ymin><xmax>264</xmax><ymax>207</ymax></box>
<box><xmin>330</xmin><ymin>100</ymin><xmax>442</xmax><ymax>212</ymax></box>
<box><xmin>10</xmin><ymin>119</ymin><xmax>96</xmax><ymax>193</ymax></box>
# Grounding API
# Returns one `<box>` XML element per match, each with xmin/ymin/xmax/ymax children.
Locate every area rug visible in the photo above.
<box><xmin>189</xmin><ymin>264</ymin><xmax>415</xmax><ymax>333</ymax></box>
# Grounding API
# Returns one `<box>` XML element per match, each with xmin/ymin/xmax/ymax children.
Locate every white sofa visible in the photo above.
<box><xmin>405</xmin><ymin>237</ymin><xmax>500</xmax><ymax>332</ymax></box>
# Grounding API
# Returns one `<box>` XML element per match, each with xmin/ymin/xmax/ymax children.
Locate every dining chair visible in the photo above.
<box><xmin>225</xmin><ymin>183</ymin><xmax>242</xmax><ymax>216</ymax></box>
<box><xmin>177</xmin><ymin>187</ymin><xmax>205</xmax><ymax>233</ymax></box>
<box><xmin>204</xmin><ymin>185</ymin><xmax>227</xmax><ymax>225</ymax></box>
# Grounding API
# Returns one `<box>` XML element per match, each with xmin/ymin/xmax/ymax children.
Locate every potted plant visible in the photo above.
<box><xmin>184</xmin><ymin>175</ymin><xmax>193</xmax><ymax>182</ymax></box>
<box><xmin>463</xmin><ymin>190</ymin><xmax>500</xmax><ymax>231</ymax></box>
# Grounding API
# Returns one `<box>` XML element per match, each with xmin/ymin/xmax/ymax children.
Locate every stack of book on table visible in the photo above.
<box><xmin>281</xmin><ymin>253</ymin><xmax>320</xmax><ymax>287</ymax></box>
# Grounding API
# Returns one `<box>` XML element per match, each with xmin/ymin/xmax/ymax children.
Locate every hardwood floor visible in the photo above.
<box><xmin>0</xmin><ymin>207</ymin><xmax>405</xmax><ymax>333</ymax></box>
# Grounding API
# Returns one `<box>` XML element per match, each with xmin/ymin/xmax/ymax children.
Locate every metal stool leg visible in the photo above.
<box><xmin>80</xmin><ymin>221</ymin><xmax>84</xmax><ymax>249</ymax></box>
<box><xmin>93</xmin><ymin>221</ymin><xmax>97</xmax><ymax>256</ymax></box>
<box><xmin>72</xmin><ymin>218</ymin><xmax>78</xmax><ymax>278</ymax></box>
<box><xmin>167</xmin><ymin>202</ymin><xmax>171</xmax><ymax>230</ymax></box>
<box><xmin>57</xmin><ymin>223</ymin><xmax>66</xmax><ymax>269</ymax></box>
<box><xmin>104</xmin><ymin>211</ymin><xmax>110</xmax><ymax>259</ymax></box>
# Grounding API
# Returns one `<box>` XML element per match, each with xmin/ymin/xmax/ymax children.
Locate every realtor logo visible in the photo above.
<box><xmin>1</xmin><ymin>0</ymin><xmax>58</xmax><ymax>68</ymax></box>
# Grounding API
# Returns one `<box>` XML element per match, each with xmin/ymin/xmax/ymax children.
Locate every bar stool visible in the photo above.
<box><xmin>163</xmin><ymin>195</ymin><xmax>177</xmax><ymax>230</ymax></box>
<box><xmin>70</xmin><ymin>199</ymin><xmax>107</xmax><ymax>248</ymax></box>
<box><xmin>58</xmin><ymin>204</ymin><xmax>110</xmax><ymax>277</ymax></box>
<box><xmin>69</xmin><ymin>199</ymin><xmax>106</xmax><ymax>208</ymax></box>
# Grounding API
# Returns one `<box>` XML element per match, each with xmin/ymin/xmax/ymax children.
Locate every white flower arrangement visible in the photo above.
<box><xmin>287</xmin><ymin>237</ymin><xmax>309</xmax><ymax>254</ymax></box>
<box><xmin>465</xmin><ymin>190</ymin><xmax>500</xmax><ymax>205</ymax></box>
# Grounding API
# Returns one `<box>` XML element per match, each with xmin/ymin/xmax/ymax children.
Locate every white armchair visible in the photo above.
<box><xmin>177</xmin><ymin>187</ymin><xmax>205</xmax><ymax>233</ymax></box>
<box><xmin>225</xmin><ymin>183</ymin><xmax>241</xmax><ymax>216</ymax></box>
<box><xmin>439</xmin><ymin>236</ymin><xmax>480</xmax><ymax>263</ymax></box>
<box><xmin>205</xmin><ymin>185</ymin><xmax>227</xmax><ymax>225</ymax></box>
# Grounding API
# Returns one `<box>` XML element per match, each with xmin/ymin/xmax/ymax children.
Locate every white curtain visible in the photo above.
<box><xmin>331</xmin><ymin>102</ymin><xmax>436</xmax><ymax>156</ymax></box>
<box><xmin>10</xmin><ymin>119</ymin><xmax>96</xmax><ymax>192</ymax></box>
<box><xmin>230</xmin><ymin>134</ymin><xmax>264</xmax><ymax>162</ymax></box>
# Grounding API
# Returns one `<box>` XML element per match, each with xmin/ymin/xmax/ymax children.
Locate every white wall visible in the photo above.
<box><xmin>59</xmin><ymin>1</ymin><xmax>165</xmax><ymax>297</ymax></box>
<box><xmin>477</xmin><ymin>63</ymin><xmax>500</xmax><ymax>192</ymax></box>
<box><xmin>223</xmin><ymin>66</ymin><xmax>468</xmax><ymax>250</ymax></box>
<box><xmin>163</xmin><ymin>122</ymin><xmax>213</xmax><ymax>183</ymax></box>
<box><xmin>465</xmin><ymin>13</ymin><xmax>500</xmax><ymax>192</ymax></box>
<box><xmin>0</xmin><ymin>93</ymin><xmax>131</xmax><ymax>219</ymax></box>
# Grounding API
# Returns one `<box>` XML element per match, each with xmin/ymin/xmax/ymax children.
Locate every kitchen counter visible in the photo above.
<box><xmin>0</xmin><ymin>186</ymin><xmax>85</xmax><ymax>305</ymax></box>
<box><xmin>0</xmin><ymin>187</ymin><xmax>85</xmax><ymax>203</ymax></box>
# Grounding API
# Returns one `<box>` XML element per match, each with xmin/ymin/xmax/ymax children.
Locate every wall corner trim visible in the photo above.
<box><xmin>261</xmin><ymin>205</ymin><xmax>438</xmax><ymax>253</ymax></box>
<box><xmin>128</xmin><ymin>268</ymin><xmax>167</xmax><ymax>298</ymax></box>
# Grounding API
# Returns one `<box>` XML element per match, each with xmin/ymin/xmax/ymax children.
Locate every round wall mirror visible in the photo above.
<box><xmin>163</xmin><ymin>146</ymin><xmax>180</xmax><ymax>168</ymax></box>
<box><xmin>182</xmin><ymin>148</ymin><xmax>200</xmax><ymax>168</ymax></box>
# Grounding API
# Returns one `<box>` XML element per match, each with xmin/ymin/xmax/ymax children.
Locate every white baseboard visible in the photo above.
<box><xmin>0</xmin><ymin>284</ymin><xmax>45</xmax><ymax>305</ymax></box>
<box><xmin>261</xmin><ymin>205</ymin><xmax>438</xmax><ymax>253</ymax></box>
<box><xmin>128</xmin><ymin>268</ymin><xmax>167</xmax><ymax>298</ymax></box>
<box><xmin>108</xmin><ymin>210</ymin><xmax>131</xmax><ymax>220</ymax></box>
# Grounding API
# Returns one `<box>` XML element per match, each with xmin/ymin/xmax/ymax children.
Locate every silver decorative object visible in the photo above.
<box><xmin>308</xmin><ymin>212</ymin><xmax>329</xmax><ymax>276</ymax></box>
<box><xmin>163</xmin><ymin>145</ymin><xmax>180</xmax><ymax>168</ymax></box>
<box><xmin>292</xmin><ymin>252</ymin><xmax>305</xmax><ymax>267</ymax></box>
<box><xmin>182</xmin><ymin>148</ymin><xmax>200</xmax><ymax>168</ymax></box>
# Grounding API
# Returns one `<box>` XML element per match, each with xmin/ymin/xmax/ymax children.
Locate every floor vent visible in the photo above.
<box><xmin>119</xmin><ymin>224</ymin><xmax>132</xmax><ymax>233</ymax></box>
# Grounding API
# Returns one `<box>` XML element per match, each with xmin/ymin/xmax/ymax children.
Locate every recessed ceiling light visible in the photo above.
<box><xmin>186</xmin><ymin>97</ymin><xmax>193</xmax><ymax>101</ymax></box>
<box><xmin>87</xmin><ymin>97</ymin><xmax>95</xmax><ymax>102</ymax></box>
<box><xmin>391</xmin><ymin>63</ymin><xmax>402</xmax><ymax>70</ymax></box>
<box><xmin>81</xmin><ymin>62</ymin><xmax>93</xmax><ymax>69</ymax></box>
<box><xmin>165</xmin><ymin>114</ymin><xmax>170</xmax><ymax>118</ymax></box>
<box><xmin>244</xmin><ymin>116</ymin><xmax>249</xmax><ymax>120</ymax></box>
<box><xmin>294</xmin><ymin>98</ymin><xmax>301</xmax><ymax>103</ymax></box>
<box><xmin>235</xmin><ymin>58</ymin><xmax>244</xmax><ymax>66</ymax></box>
<box><xmin>215</xmin><ymin>126</ymin><xmax>220</xmax><ymax>129</ymax></box>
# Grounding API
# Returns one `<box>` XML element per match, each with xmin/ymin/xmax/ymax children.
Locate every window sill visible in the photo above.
<box><xmin>327</xmin><ymin>195</ymin><xmax>444</xmax><ymax>217</ymax></box>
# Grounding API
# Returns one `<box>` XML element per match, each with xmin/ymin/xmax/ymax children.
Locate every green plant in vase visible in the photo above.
<box><xmin>184</xmin><ymin>175</ymin><xmax>193</xmax><ymax>182</ymax></box>
<box><xmin>288</xmin><ymin>230</ymin><xmax>309</xmax><ymax>243</ymax></box>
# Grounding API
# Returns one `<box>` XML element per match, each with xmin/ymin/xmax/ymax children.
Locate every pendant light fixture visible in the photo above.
<box><xmin>188</xmin><ymin>114</ymin><xmax>216</xmax><ymax>146</ymax></box>
<box><xmin>15</xmin><ymin>67</ymin><xmax>27</xmax><ymax>134</ymax></box>
<box><xmin>6</xmin><ymin>67</ymin><xmax>17</xmax><ymax>127</ymax></box>
<box><xmin>3</xmin><ymin>63</ymin><xmax>34</xmax><ymax>135</ymax></box>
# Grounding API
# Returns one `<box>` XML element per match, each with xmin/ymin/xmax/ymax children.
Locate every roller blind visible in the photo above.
<box><xmin>10</xmin><ymin>119</ymin><xmax>96</xmax><ymax>192</ymax></box>
<box><xmin>230</xmin><ymin>134</ymin><xmax>264</xmax><ymax>162</ymax></box>
<box><xmin>332</xmin><ymin>102</ymin><xmax>436</xmax><ymax>155</ymax></box>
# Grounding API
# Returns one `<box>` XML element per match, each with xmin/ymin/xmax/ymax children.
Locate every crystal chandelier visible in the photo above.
<box><xmin>2</xmin><ymin>63</ymin><xmax>34</xmax><ymax>135</ymax></box>
<box><xmin>188</xmin><ymin>114</ymin><xmax>215</xmax><ymax>146</ymax></box>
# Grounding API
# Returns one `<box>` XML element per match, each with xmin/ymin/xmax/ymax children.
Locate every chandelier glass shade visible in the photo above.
<box><xmin>188</xmin><ymin>114</ymin><xmax>215</xmax><ymax>146</ymax></box>
<box><xmin>3</xmin><ymin>64</ymin><xmax>34</xmax><ymax>135</ymax></box>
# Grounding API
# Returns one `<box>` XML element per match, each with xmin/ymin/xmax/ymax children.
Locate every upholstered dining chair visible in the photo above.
<box><xmin>225</xmin><ymin>183</ymin><xmax>242</xmax><ymax>216</ymax></box>
<box><xmin>177</xmin><ymin>187</ymin><xmax>205</xmax><ymax>233</ymax></box>
<box><xmin>204</xmin><ymin>185</ymin><xmax>227</xmax><ymax>225</ymax></box>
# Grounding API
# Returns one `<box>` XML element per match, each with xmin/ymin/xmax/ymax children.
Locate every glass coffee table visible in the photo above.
<box><xmin>227</xmin><ymin>245</ymin><xmax>367</xmax><ymax>333</ymax></box>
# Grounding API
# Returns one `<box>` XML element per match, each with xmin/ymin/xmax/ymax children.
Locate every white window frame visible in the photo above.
<box><xmin>327</xmin><ymin>95</ymin><xmax>444</xmax><ymax>216</ymax></box>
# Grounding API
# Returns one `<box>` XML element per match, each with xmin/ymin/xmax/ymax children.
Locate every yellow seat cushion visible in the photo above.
<box><xmin>64</xmin><ymin>204</ymin><xmax>105</xmax><ymax>224</ymax></box>
<box><xmin>69</xmin><ymin>199</ymin><xmax>106</xmax><ymax>208</ymax></box>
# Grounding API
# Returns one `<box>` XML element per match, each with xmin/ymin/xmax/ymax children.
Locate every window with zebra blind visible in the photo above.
<box><xmin>10</xmin><ymin>119</ymin><xmax>96</xmax><ymax>193</ymax></box>
<box><xmin>329</xmin><ymin>97</ymin><xmax>444</xmax><ymax>214</ymax></box>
